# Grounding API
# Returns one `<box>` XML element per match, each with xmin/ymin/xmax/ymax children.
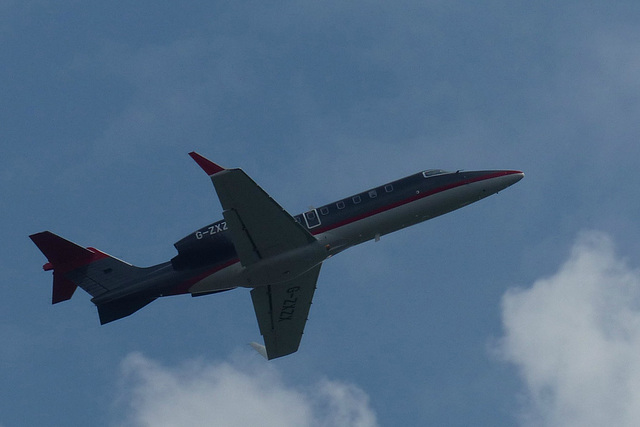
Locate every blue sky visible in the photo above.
<box><xmin>3</xmin><ymin>1</ymin><xmax>640</xmax><ymax>425</ymax></box>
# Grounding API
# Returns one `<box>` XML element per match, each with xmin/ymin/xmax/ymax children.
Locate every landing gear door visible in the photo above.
<box><xmin>304</xmin><ymin>209</ymin><xmax>321</xmax><ymax>229</ymax></box>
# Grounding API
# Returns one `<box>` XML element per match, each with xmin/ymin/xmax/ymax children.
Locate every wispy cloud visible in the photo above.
<box><xmin>113</xmin><ymin>352</ymin><xmax>378</xmax><ymax>427</ymax></box>
<box><xmin>499</xmin><ymin>231</ymin><xmax>640</xmax><ymax>427</ymax></box>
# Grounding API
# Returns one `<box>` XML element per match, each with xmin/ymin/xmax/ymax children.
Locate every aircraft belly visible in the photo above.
<box><xmin>189</xmin><ymin>261</ymin><xmax>244</xmax><ymax>295</ymax></box>
<box><xmin>189</xmin><ymin>242</ymin><xmax>329</xmax><ymax>294</ymax></box>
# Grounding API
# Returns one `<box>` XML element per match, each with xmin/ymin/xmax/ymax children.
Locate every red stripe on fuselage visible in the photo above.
<box><xmin>310</xmin><ymin>171</ymin><xmax>518</xmax><ymax>235</ymax></box>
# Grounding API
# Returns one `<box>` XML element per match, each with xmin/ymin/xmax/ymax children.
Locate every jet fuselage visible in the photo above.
<box><xmin>169</xmin><ymin>168</ymin><xmax>523</xmax><ymax>296</ymax></box>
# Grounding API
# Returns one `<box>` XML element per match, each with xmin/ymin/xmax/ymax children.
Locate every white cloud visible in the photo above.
<box><xmin>499</xmin><ymin>231</ymin><xmax>640</xmax><ymax>427</ymax></box>
<box><xmin>113</xmin><ymin>352</ymin><xmax>378</xmax><ymax>427</ymax></box>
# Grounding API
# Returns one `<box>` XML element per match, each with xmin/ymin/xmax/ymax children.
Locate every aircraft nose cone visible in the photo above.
<box><xmin>505</xmin><ymin>170</ymin><xmax>524</xmax><ymax>186</ymax></box>
<box><xmin>493</xmin><ymin>170</ymin><xmax>524</xmax><ymax>192</ymax></box>
<box><xmin>472</xmin><ymin>170</ymin><xmax>524</xmax><ymax>195</ymax></box>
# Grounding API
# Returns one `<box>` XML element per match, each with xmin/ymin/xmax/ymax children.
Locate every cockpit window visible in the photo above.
<box><xmin>422</xmin><ymin>169</ymin><xmax>448</xmax><ymax>178</ymax></box>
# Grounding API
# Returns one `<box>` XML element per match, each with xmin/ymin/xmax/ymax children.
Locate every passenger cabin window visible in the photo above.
<box><xmin>337</xmin><ymin>201</ymin><xmax>345</xmax><ymax>209</ymax></box>
<box><xmin>385</xmin><ymin>184</ymin><xmax>394</xmax><ymax>192</ymax></box>
<box><xmin>368</xmin><ymin>190</ymin><xmax>377</xmax><ymax>199</ymax></box>
<box><xmin>320</xmin><ymin>207</ymin><xmax>329</xmax><ymax>215</ymax></box>
<box><xmin>353</xmin><ymin>195</ymin><xmax>361</xmax><ymax>204</ymax></box>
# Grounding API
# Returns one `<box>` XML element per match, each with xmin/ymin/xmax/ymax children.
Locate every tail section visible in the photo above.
<box><xmin>29</xmin><ymin>231</ymin><xmax>139</xmax><ymax>304</ymax></box>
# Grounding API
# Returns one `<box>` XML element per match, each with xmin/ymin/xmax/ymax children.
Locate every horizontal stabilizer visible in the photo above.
<box><xmin>30</xmin><ymin>231</ymin><xmax>108</xmax><ymax>303</ymax></box>
<box><xmin>30</xmin><ymin>231</ymin><xmax>105</xmax><ymax>272</ymax></box>
<box><xmin>30</xmin><ymin>231</ymin><xmax>142</xmax><ymax>306</ymax></box>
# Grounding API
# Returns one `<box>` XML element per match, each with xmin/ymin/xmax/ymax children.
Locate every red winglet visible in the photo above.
<box><xmin>189</xmin><ymin>152</ymin><xmax>225</xmax><ymax>175</ymax></box>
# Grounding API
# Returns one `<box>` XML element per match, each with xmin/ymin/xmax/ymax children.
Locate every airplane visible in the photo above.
<box><xmin>30</xmin><ymin>152</ymin><xmax>523</xmax><ymax>360</ymax></box>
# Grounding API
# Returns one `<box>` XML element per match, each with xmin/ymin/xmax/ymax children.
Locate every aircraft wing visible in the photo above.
<box><xmin>250</xmin><ymin>264</ymin><xmax>320</xmax><ymax>359</ymax></box>
<box><xmin>189</xmin><ymin>152</ymin><xmax>316</xmax><ymax>266</ymax></box>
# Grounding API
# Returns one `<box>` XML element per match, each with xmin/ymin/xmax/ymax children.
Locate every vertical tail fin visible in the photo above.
<box><xmin>29</xmin><ymin>231</ymin><xmax>137</xmax><ymax>304</ymax></box>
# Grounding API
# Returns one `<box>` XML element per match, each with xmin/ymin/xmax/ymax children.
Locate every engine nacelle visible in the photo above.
<box><xmin>171</xmin><ymin>220</ymin><xmax>236</xmax><ymax>270</ymax></box>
